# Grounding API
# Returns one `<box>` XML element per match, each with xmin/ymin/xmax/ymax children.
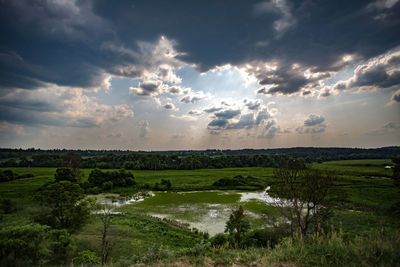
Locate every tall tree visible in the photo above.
<box><xmin>272</xmin><ymin>158</ymin><xmax>334</xmax><ymax>236</ymax></box>
<box><xmin>39</xmin><ymin>181</ymin><xmax>92</xmax><ymax>231</ymax></box>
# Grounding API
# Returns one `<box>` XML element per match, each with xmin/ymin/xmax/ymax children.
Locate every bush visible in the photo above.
<box><xmin>54</xmin><ymin>168</ymin><xmax>77</xmax><ymax>182</ymax></box>
<box><xmin>86</xmin><ymin>186</ymin><xmax>101</xmax><ymax>194</ymax></box>
<box><xmin>213</xmin><ymin>175</ymin><xmax>264</xmax><ymax>189</ymax></box>
<box><xmin>0</xmin><ymin>199</ymin><xmax>17</xmax><ymax>214</ymax></box>
<box><xmin>0</xmin><ymin>224</ymin><xmax>50</xmax><ymax>266</ymax></box>
<box><xmin>74</xmin><ymin>250</ymin><xmax>100</xmax><ymax>265</ymax></box>
<box><xmin>48</xmin><ymin>229</ymin><xmax>76</xmax><ymax>264</ymax></box>
<box><xmin>102</xmin><ymin>181</ymin><xmax>114</xmax><ymax>190</ymax></box>
<box><xmin>210</xmin><ymin>233</ymin><xmax>229</xmax><ymax>247</ymax></box>
<box><xmin>248</xmin><ymin>227</ymin><xmax>291</xmax><ymax>248</ymax></box>
<box><xmin>88</xmin><ymin>169</ymin><xmax>136</xmax><ymax>189</ymax></box>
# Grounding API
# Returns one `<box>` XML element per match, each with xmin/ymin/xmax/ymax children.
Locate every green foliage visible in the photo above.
<box><xmin>392</xmin><ymin>157</ymin><xmax>400</xmax><ymax>187</ymax></box>
<box><xmin>54</xmin><ymin>167</ymin><xmax>77</xmax><ymax>182</ymax></box>
<box><xmin>246</xmin><ymin>227</ymin><xmax>291</xmax><ymax>248</ymax></box>
<box><xmin>271</xmin><ymin>229</ymin><xmax>400</xmax><ymax>267</ymax></box>
<box><xmin>74</xmin><ymin>249</ymin><xmax>101</xmax><ymax>265</ymax></box>
<box><xmin>0</xmin><ymin>223</ymin><xmax>50</xmax><ymax>266</ymax></box>
<box><xmin>138</xmin><ymin>244</ymin><xmax>174</xmax><ymax>264</ymax></box>
<box><xmin>210</xmin><ymin>233</ymin><xmax>229</xmax><ymax>247</ymax></box>
<box><xmin>38</xmin><ymin>181</ymin><xmax>91</xmax><ymax>231</ymax></box>
<box><xmin>180</xmin><ymin>240</ymin><xmax>211</xmax><ymax>257</ymax></box>
<box><xmin>225</xmin><ymin>206</ymin><xmax>250</xmax><ymax>246</ymax></box>
<box><xmin>0</xmin><ymin>198</ymin><xmax>17</xmax><ymax>214</ymax></box>
<box><xmin>213</xmin><ymin>175</ymin><xmax>265</xmax><ymax>189</ymax></box>
<box><xmin>0</xmin><ymin>169</ymin><xmax>34</xmax><ymax>183</ymax></box>
<box><xmin>102</xmin><ymin>181</ymin><xmax>114</xmax><ymax>190</ymax></box>
<box><xmin>161</xmin><ymin>178</ymin><xmax>172</xmax><ymax>190</ymax></box>
<box><xmin>88</xmin><ymin>168</ymin><xmax>136</xmax><ymax>189</ymax></box>
<box><xmin>48</xmin><ymin>229</ymin><xmax>76</xmax><ymax>264</ymax></box>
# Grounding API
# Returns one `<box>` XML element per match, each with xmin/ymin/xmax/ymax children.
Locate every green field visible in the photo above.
<box><xmin>1</xmin><ymin>159</ymin><xmax>399</xmax><ymax>266</ymax></box>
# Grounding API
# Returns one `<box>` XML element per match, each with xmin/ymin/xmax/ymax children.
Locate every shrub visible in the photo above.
<box><xmin>102</xmin><ymin>181</ymin><xmax>114</xmax><ymax>190</ymax></box>
<box><xmin>210</xmin><ymin>233</ymin><xmax>229</xmax><ymax>247</ymax></box>
<box><xmin>0</xmin><ymin>224</ymin><xmax>50</xmax><ymax>266</ymax></box>
<box><xmin>74</xmin><ymin>250</ymin><xmax>100</xmax><ymax>265</ymax></box>
<box><xmin>0</xmin><ymin>199</ymin><xmax>17</xmax><ymax>214</ymax></box>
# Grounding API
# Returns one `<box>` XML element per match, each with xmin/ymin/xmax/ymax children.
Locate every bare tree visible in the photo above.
<box><xmin>97</xmin><ymin>205</ymin><xmax>116</xmax><ymax>265</ymax></box>
<box><xmin>273</xmin><ymin>158</ymin><xmax>334</xmax><ymax>236</ymax></box>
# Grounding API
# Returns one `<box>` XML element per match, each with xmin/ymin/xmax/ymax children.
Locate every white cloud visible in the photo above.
<box><xmin>330</xmin><ymin>50</ymin><xmax>400</xmax><ymax>93</ymax></box>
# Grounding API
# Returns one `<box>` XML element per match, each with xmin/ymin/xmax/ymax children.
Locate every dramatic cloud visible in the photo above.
<box><xmin>245</xmin><ymin>61</ymin><xmax>332</xmax><ymax>96</ymax></box>
<box><xmin>244</xmin><ymin>99</ymin><xmax>263</xmax><ymax>110</ymax></box>
<box><xmin>205</xmin><ymin>99</ymin><xmax>276</xmax><ymax>133</ymax></box>
<box><xmin>130</xmin><ymin>80</ymin><xmax>162</xmax><ymax>96</ymax></box>
<box><xmin>296</xmin><ymin>114</ymin><xmax>327</xmax><ymax>134</ymax></box>
<box><xmin>254</xmin><ymin>0</ymin><xmax>297</xmax><ymax>36</ymax></box>
<box><xmin>1</xmin><ymin>1</ymin><xmax>399</xmax><ymax>149</ymax></box>
<box><xmin>0</xmin><ymin>85</ymin><xmax>133</xmax><ymax>128</ymax></box>
<box><xmin>207</xmin><ymin>119</ymin><xmax>229</xmax><ymax>129</ymax></box>
<box><xmin>331</xmin><ymin>50</ymin><xmax>400</xmax><ymax>93</ymax></box>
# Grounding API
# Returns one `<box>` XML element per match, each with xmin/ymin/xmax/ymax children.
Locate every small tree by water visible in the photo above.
<box><xmin>225</xmin><ymin>206</ymin><xmax>250</xmax><ymax>246</ymax></box>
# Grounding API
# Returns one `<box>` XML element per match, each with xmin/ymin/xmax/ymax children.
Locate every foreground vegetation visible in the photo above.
<box><xmin>0</xmin><ymin>158</ymin><xmax>399</xmax><ymax>266</ymax></box>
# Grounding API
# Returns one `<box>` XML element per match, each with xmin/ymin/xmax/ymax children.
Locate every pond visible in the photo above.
<box><xmin>96</xmin><ymin>188</ymin><xmax>285</xmax><ymax>236</ymax></box>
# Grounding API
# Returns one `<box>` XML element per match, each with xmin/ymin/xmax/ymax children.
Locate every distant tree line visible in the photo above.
<box><xmin>0</xmin><ymin>147</ymin><xmax>399</xmax><ymax>169</ymax></box>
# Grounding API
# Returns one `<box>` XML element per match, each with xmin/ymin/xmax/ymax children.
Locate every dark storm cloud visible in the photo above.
<box><xmin>1</xmin><ymin>0</ymin><xmax>400</xmax><ymax>95</ymax></box>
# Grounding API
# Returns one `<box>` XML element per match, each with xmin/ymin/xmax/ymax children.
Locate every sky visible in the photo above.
<box><xmin>0</xmin><ymin>0</ymin><xmax>399</xmax><ymax>150</ymax></box>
